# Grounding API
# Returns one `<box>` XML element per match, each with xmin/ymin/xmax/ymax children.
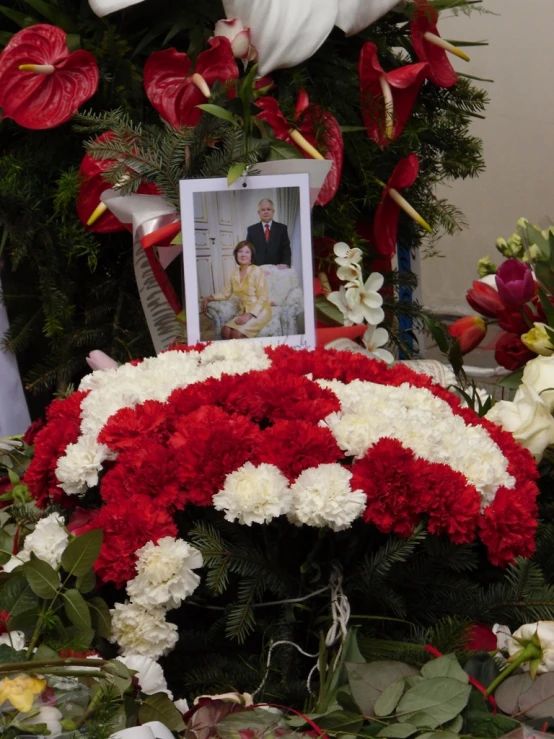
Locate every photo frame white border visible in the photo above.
<box><xmin>180</xmin><ymin>173</ymin><xmax>316</xmax><ymax>348</ymax></box>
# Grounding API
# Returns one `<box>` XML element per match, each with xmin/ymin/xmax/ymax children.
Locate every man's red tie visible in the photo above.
<box><xmin>264</xmin><ymin>223</ymin><xmax>270</xmax><ymax>242</ymax></box>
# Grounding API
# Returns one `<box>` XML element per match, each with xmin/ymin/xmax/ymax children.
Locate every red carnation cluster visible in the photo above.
<box><xmin>25</xmin><ymin>345</ymin><xmax>540</xmax><ymax>582</ymax></box>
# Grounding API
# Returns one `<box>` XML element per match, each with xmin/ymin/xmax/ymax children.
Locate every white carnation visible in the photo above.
<box><xmin>56</xmin><ymin>438</ymin><xmax>109</xmax><ymax>495</ymax></box>
<box><xmin>288</xmin><ymin>464</ymin><xmax>366</xmax><ymax>531</ymax></box>
<box><xmin>126</xmin><ymin>537</ymin><xmax>203</xmax><ymax>609</ymax></box>
<box><xmin>213</xmin><ymin>462</ymin><xmax>292</xmax><ymax>526</ymax></box>
<box><xmin>117</xmin><ymin>654</ymin><xmax>172</xmax><ymax>698</ymax></box>
<box><xmin>21</xmin><ymin>513</ymin><xmax>69</xmax><ymax>569</ymax></box>
<box><xmin>110</xmin><ymin>602</ymin><xmax>178</xmax><ymax>659</ymax></box>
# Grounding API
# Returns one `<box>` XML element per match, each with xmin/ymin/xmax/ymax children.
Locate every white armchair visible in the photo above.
<box><xmin>206</xmin><ymin>265</ymin><xmax>304</xmax><ymax>339</ymax></box>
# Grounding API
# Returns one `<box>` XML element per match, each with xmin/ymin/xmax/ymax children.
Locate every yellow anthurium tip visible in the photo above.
<box><xmin>288</xmin><ymin>129</ymin><xmax>324</xmax><ymax>160</ymax></box>
<box><xmin>423</xmin><ymin>32</ymin><xmax>470</xmax><ymax>63</ymax></box>
<box><xmin>388</xmin><ymin>188</ymin><xmax>433</xmax><ymax>234</ymax></box>
<box><xmin>18</xmin><ymin>63</ymin><xmax>55</xmax><ymax>74</ymax></box>
<box><xmin>191</xmin><ymin>73</ymin><xmax>211</xmax><ymax>98</ymax></box>
<box><xmin>86</xmin><ymin>202</ymin><xmax>108</xmax><ymax>226</ymax></box>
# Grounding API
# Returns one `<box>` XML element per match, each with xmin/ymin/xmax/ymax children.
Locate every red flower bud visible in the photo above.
<box><xmin>448</xmin><ymin>315</ymin><xmax>486</xmax><ymax>354</ymax></box>
<box><xmin>495</xmin><ymin>259</ymin><xmax>536</xmax><ymax>307</ymax></box>
<box><xmin>466</xmin><ymin>281</ymin><xmax>505</xmax><ymax>318</ymax></box>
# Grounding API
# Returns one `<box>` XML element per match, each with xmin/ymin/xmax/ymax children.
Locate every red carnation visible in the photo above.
<box><xmin>359</xmin><ymin>42</ymin><xmax>428</xmax><ymax>147</ymax></box>
<box><xmin>479</xmin><ymin>484</ymin><xmax>538</xmax><ymax>566</ymax></box>
<box><xmin>85</xmin><ymin>498</ymin><xmax>177</xmax><ymax>587</ymax></box>
<box><xmin>22</xmin><ymin>418</ymin><xmax>45</xmax><ymax>446</ymax></box>
<box><xmin>99</xmin><ymin>399</ymin><xmax>171</xmax><ymax>453</ymax></box>
<box><xmin>256</xmin><ymin>91</ymin><xmax>343</xmax><ymax>206</ymax></box>
<box><xmin>144</xmin><ymin>37</ymin><xmax>238</xmax><ymax>128</ymax></box>
<box><xmin>254</xmin><ymin>420</ymin><xmax>343</xmax><ymax>481</ymax></box>
<box><xmin>411</xmin><ymin>0</ymin><xmax>469</xmax><ymax>89</ymax></box>
<box><xmin>0</xmin><ymin>24</ymin><xmax>98</xmax><ymax>129</ymax></box>
<box><xmin>373</xmin><ymin>153</ymin><xmax>430</xmax><ymax>258</ymax></box>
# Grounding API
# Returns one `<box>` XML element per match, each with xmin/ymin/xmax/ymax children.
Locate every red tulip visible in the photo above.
<box><xmin>256</xmin><ymin>90</ymin><xmax>343</xmax><ymax>206</ymax></box>
<box><xmin>495</xmin><ymin>259</ymin><xmax>536</xmax><ymax>307</ymax></box>
<box><xmin>448</xmin><ymin>315</ymin><xmax>486</xmax><ymax>354</ymax></box>
<box><xmin>495</xmin><ymin>332</ymin><xmax>535</xmax><ymax>371</ymax></box>
<box><xmin>144</xmin><ymin>37</ymin><xmax>239</xmax><ymax>128</ymax></box>
<box><xmin>77</xmin><ymin>132</ymin><xmax>158</xmax><ymax>232</ymax></box>
<box><xmin>410</xmin><ymin>0</ymin><xmax>470</xmax><ymax>89</ymax></box>
<box><xmin>466</xmin><ymin>280</ymin><xmax>505</xmax><ymax>318</ymax></box>
<box><xmin>359</xmin><ymin>42</ymin><xmax>428</xmax><ymax>147</ymax></box>
<box><xmin>373</xmin><ymin>153</ymin><xmax>431</xmax><ymax>257</ymax></box>
<box><xmin>0</xmin><ymin>24</ymin><xmax>98</xmax><ymax>129</ymax></box>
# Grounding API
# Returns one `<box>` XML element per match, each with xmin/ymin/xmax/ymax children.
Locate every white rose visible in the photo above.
<box><xmin>509</xmin><ymin>622</ymin><xmax>554</xmax><ymax>674</ymax></box>
<box><xmin>486</xmin><ymin>385</ymin><xmax>554</xmax><ymax>461</ymax></box>
<box><xmin>522</xmin><ymin>355</ymin><xmax>554</xmax><ymax>411</ymax></box>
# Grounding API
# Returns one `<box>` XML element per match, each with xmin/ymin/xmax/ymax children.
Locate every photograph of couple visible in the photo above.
<box><xmin>193</xmin><ymin>185</ymin><xmax>307</xmax><ymax>343</ymax></box>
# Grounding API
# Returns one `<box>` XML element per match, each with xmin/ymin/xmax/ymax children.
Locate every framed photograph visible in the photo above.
<box><xmin>180</xmin><ymin>173</ymin><xmax>315</xmax><ymax>348</ymax></box>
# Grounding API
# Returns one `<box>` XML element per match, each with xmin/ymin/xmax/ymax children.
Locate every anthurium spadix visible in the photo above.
<box><xmin>88</xmin><ymin>0</ymin><xmax>144</xmax><ymax>15</ymax></box>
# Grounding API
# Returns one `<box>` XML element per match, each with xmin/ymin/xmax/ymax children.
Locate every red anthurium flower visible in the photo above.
<box><xmin>359</xmin><ymin>42</ymin><xmax>428</xmax><ymax>147</ymax></box>
<box><xmin>410</xmin><ymin>0</ymin><xmax>470</xmax><ymax>89</ymax></box>
<box><xmin>448</xmin><ymin>316</ymin><xmax>487</xmax><ymax>354</ymax></box>
<box><xmin>373</xmin><ymin>153</ymin><xmax>431</xmax><ymax>257</ymax></box>
<box><xmin>495</xmin><ymin>259</ymin><xmax>536</xmax><ymax>307</ymax></box>
<box><xmin>466</xmin><ymin>280</ymin><xmax>505</xmax><ymax>318</ymax></box>
<box><xmin>77</xmin><ymin>133</ymin><xmax>158</xmax><ymax>233</ymax></box>
<box><xmin>256</xmin><ymin>90</ymin><xmax>344</xmax><ymax>206</ymax></box>
<box><xmin>0</xmin><ymin>24</ymin><xmax>98</xmax><ymax>129</ymax></box>
<box><xmin>144</xmin><ymin>37</ymin><xmax>239</xmax><ymax>128</ymax></box>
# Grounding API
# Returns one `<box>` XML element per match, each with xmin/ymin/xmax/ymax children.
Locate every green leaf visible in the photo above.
<box><xmin>463</xmin><ymin>709</ymin><xmax>519</xmax><ymax>738</ymax></box>
<box><xmin>138</xmin><ymin>693</ymin><xmax>185</xmax><ymax>732</ymax></box>
<box><xmin>497</xmin><ymin>369</ymin><xmax>523</xmax><ymax>390</ymax></box>
<box><xmin>513</xmin><ymin>672</ymin><xmax>554</xmax><ymax>719</ymax></box>
<box><xmin>537</xmin><ymin>287</ymin><xmax>554</xmax><ymax>327</ymax></box>
<box><xmin>104</xmin><ymin>659</ymin><xmax>133</xmax><ymax>695</ymax></box>
<box><xmin>315</xmin><ymin>294</ymin><xmax>345</xmax><ymax>326</ymax></box>
<box><xmin>0</xmin><ymin>644</ymin><xmax>26</xmax><ymax>663</ymax></box>
<box><xmin>378</xmin><ymin>724</ymin><xmax>418</xmax><ymax>738</ymax></box>
<box><xmin>23</xmin><ymin>554</ymin><xmax>60</xmax><ymax>599</ymax></box>
<box><xmin>33</xmin><ymin>644</ymin><xmax>58</xmax><ymax>661</ymax></box>
<box><xmin>535</xmin><ymin>261</ymin><xmax>554</xmax><ymax>295</ymax></box>
<box><xmin>0</xmin><ymin>529</ymin><xmax>13</xmax><ymax>565</ymax></box>
<box><xmin>446</xmin><ymin>715</ymin><xmax>463</xmax><ymax>734</ymax></box>
<box><xmin>227</xmin><ymin>162</ymin><xmax>246</xmax><ymax>186</ymax></box>
<box><xmin>197</xmin><ymin>104</ymin><xmax>240</xmax><ymax>126</ymax></box>
<box><xmin>0</xmin><ymin>6</ymin><xmax>38</xmax><ymax>27</ymax></box>
<box><xmin>396</xmin><ymin>678</ymin><xmax>471</xmax><ymax>728</ymax></box>
<box><xmin>7</xmin><ymin>469</ymin><xmax>19</xmax><ymax>486</ymax></box>
<box><xmin>346</xmin><ymin>661</ymin><xmax>419</xmax><ymax>715</ymax></box>
<box><xmin>421</xmin><ymin>655</ymin><xmax>468</xmax><ymax>683</ymax></box>
<box><xmin>340</xmin><ymin>126</ymin><xmax>368</xmax><ymax>133</ymax></box>
<box><xmin>8</xmin><ymin>607</ymin><xmax>41</xmax><ymax>636</ymax></box>
<box><xmin>22</xmin><ymin>0</ymin><xmax>77</xmax><ymax>31</ymax></box>
<box><xmin>268</xmin><ymin>139</ymin><xmax>302</xmax><ymax>161</ymax></box>
<box><xmin>464</xmin><ymin>655</ymin><xmax>499</xmax><ymax>696</ymax></box>
<box><xmin>375</xmin><ymin>679</ymin><xmax>406</xmax><ymax>717</ymax></box>
<box><xmin>75</xmin><ymin>570</ymin><xmax>96</xmax><ymax>594</ymax></box>
<box><xmin>88</xmin><ymin>597</ymin><xmax>111</xmax><ymax>639</ymax></box>
<box><xmin>61</xmin><ymin>529</ymin><xmax>103</xmax><ymax>577</ymax></box>
<box><xmin>315</xmin><ymin>711</ymin><xmax>363</xmax><ymax>734</ymax></box>
<box><xmin>218</xmin><ymin>707</ymin><xmax>287</xmax><ymax>739</ymax></box>
<box><xmin>526</xmin><ymin>223</ymin><xmax>550</xmax><ymax>261</ymax></box>
<box><xmin>63</xmin><ymin>589</ymin><xmax>91</xmax><ymax>630</ymax></box>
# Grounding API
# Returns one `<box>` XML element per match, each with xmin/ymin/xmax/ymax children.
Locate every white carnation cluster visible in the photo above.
<box><xmin>110</xmin><ymin>536</ymin><xmax>203</xmax><ymax>659</ymax></box>
<box><xmin>3</xmin><ymin>513</ymin><xmax>69</xmax><ymax>572</ymax></box>
<box><xmin>213</xmin><ymin>462</ymin><xmax>365</xmax><ymax>530</ymax></box>
<box><xmin>318</xmin><ymin>378</ymin><xmax>515</xmax><ymax>507</ymax></box>
<box><xmin>56</xmin><ymin>342</ymin><xmax>271</xmax><ymax>495</ymax></box>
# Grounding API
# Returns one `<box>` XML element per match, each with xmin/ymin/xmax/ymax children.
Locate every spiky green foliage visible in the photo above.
<box><xmin>0</xmin><ymin>0</ymin><xmax>488</xmax><ymax>405</ymax></box>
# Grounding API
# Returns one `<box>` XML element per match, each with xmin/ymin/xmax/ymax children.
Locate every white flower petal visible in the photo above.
<box><xmin>88</xmin><ymin>0</ymin><xmax>144</xmax><ymax>16</ymax></box>
<box><xmin>335</xmin><ymin>0</ymin><xmax>400</xmax><ymax>36</ymax></box>
<box><xmin>222</xmin><ymin>0</ymin><xmax>338</xmax><ymax>76</ymax></box>
<box><xmin>364</xmin><ymin>272</ymin><xmax>385</xmax><ymax>293</ymax></box>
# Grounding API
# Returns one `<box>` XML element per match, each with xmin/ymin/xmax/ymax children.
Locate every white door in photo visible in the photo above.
<box><xmin>193</xmin><ymin>192</ymin><xmax>241</xmax><ymax>305</ymax></box>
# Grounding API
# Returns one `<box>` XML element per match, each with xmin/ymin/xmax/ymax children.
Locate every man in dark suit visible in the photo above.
<box><xmin>246</xmin><ymin>199</ymin><xmax>291</xmax><ymax>268</ymax></box>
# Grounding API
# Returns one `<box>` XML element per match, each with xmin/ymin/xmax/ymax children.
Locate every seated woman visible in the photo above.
<box><xmin>201</xmin><ymin>241</ymin><xmax>272</xmax><ymax>339</ymax></box>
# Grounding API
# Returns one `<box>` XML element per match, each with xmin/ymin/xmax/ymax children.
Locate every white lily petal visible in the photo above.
<box><xmin>337</xmin><ymin>264</ymin><xmax>362</xmax><ymax>283</ymax></box>
<box><xmin>361</xmin><ymin>292</ymin><xmax>383</xmax><ymax>309</ymax></box>
<box><xmin>327</xmin><ymin>289</ymin><xmax>349</xmax><ymax>318</ymax></box>
<box><xmin>372</xmin><ymin>348</ymin><xmax>395</xmax><ymax>364</ymax></box>
<box><xmin>365</xmin><ymin>326</ymin><xmax>389</xmax><ymax>349</ymax></box>
<box><xmin>88</xmin><ymin>0</ymin><xmax>144</xmax><ymax>16</ymax></box>
<box><xmin>335</xmin><ymin>0</ymin><xmax>401</xmax><ymax>36</ymax></box>
<box><xmin>223</xmin><ymin>0</ymin><xmax>338</xmax><ymax>76</ymax></box>
<box><xmin>361</xmin><ymin>305</ymin><xmax>385</xmax><ymax>325</ymax></box>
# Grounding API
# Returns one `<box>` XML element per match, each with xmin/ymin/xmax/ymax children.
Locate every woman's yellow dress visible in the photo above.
<box><xmin>211</xmin><ymin>265</ymin><xmax>272</xmax><ymax>338</ymax></box>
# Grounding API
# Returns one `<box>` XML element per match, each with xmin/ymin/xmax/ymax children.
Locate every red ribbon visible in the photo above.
<box><xmin>424</xmin><ymin>644</ymin><xmax>497</xmax><ymax>712</ymax></box>
<box><xmin>140</xmin><ymin>222</ymin><xmax>182</xmax><ymax>316</ymax></box>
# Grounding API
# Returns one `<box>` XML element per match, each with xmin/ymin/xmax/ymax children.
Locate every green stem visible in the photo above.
<box><xmin>25</xmin><ymin>602</ymin><xmax>48</xmax><ymax>660</ymax></box>
<box><xmin>485</xmin><ymin>643</ymin><xmax>541</xmax><ymax>696</ymax></box>
<box><xmin>0</xmin><ymin>658</ymin><xmax>106</xmax><ymax>673</ymax></box>
<box><xmin>76</xmin><ymin>685</ymin><xmax>105</xmax><ymax>728</ymax></box>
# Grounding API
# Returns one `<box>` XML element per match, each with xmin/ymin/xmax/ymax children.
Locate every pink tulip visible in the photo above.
<box><xmin>212</xmin><ymin>19</ymin><xmax>257</xmax><ymax>62</ymax></box>
<box><xmin>86</xmin><ymin>350</ymin><xmax>118</xmax><ymax>371</ymax></box>
<box><xmin>495</xmin><ymin>259</ymin><xmax>536</xmax><ymax>307</ymax></box>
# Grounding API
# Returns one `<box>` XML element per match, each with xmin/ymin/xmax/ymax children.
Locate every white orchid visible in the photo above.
<box><xmin>88</xmin><ymin>0</ymin><xmax>143</xmax><ymax>16</ymax></box>
<box><xmin>362</xmin><ymin>325</ymin><xmax>394</xmax><ymax>364</ymax></box>
<box><xmin>328</xmin><ymin>272</ymin><xmax>385</xmax><ymax>326</ymax></box>
<box><xmin>333</xmin><ymin>242</ymin><xmax>363</xmax><ymax>267</ymax></box>
<box><xmin>222</xmin><ymin>0</ymin><xmax>400</xmax><ymax>76</ymax></box>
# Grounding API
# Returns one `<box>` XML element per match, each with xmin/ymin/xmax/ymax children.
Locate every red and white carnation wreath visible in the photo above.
<box><xmin>23</xmin><ymin>343</ymin><xmax>539</xmax><ymax>658</ymax></box>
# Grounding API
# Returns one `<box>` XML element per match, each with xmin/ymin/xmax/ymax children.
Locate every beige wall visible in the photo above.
<box><xmin>421</xmin><ymin>0</ymin><xmax>554</xmax><ymax>314</ymax></box>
